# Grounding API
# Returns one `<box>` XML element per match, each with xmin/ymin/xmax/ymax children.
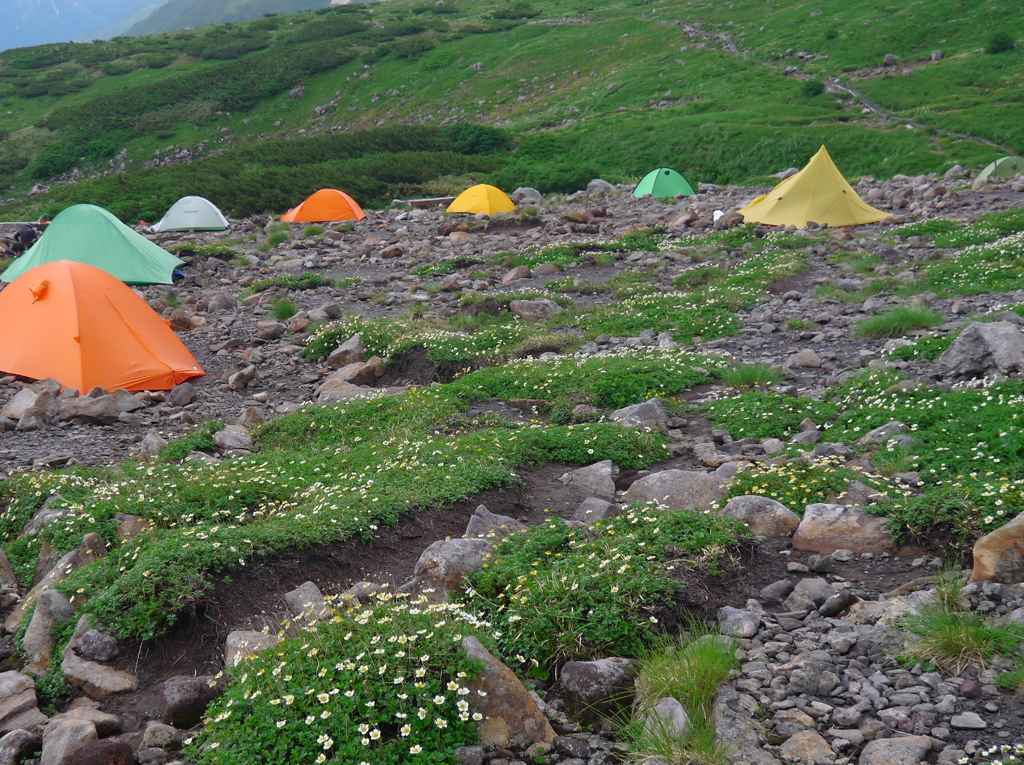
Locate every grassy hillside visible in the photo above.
<box><xmin>0</xmin><ymin>0</ymin><xmax>1021</xmax><ymax>220</ymax></box>
<box><xmin>126</xmin><ymin>0</ymin><xmax>342</xmax><ymax>37</ymax></box>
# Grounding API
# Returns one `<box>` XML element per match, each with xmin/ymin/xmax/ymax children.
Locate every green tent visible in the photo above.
<box><xmin>2</xmin><ymin>204</ymin><xmax>183</xmax><ymax>286</ymax></box>
<box><xmin>632</xmin><ymin>167</ymin><xmax>696</xmax><ymax>198</ymax></box>
<box><xmin>977</xmin><ymin>156</ymin><xmax>1024</xmax><ymax>181</ymax></box>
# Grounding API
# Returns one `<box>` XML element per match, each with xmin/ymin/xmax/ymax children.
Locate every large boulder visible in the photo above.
<box><xmin>626</xmin><ymin>469</ymin><xmax>728</xmax><ymax>511</ymax></box>
<box><xmin>0</xmin><ymin>672</ymin><xmax>48</xmax><ymax>735</ymax></box>
<box><xmin>326</xmin><ymin>334</ymin><xmax>365</xmax><ymax>368</ymax></box>
<box><xmin>561</xmin><ymin>460</ymin><xmax>616</xmax><ymax>499</ymax></box>
<box><xmin>641</xmin><ymin>697</ymin><xmax>690</xmax><ymax>740</ymax></box>
<box><xmin>40</xmin><ymin>718</ymin><xmax>96</xmax><ymax>765</ymax></box>
<box><xmin>938</xmin><ymin>321</ymin><xmax>1024</xmax><ymax>377</ymax></box>
<box><xmin>2</xmin><ymin>389</ymin><xmax>39</xmax><ymax>421</ymax></box>
<box><xmin>68</xmin><ymin>738</ymin><xmax>133</xmax><ymax>765</ymax></box>
<box><xmin>858</xmin><ymin>735</ymin><xmax>933</xmax><ymax>765</ymax></box>
<box><xmin>461</xmin><ymin>637</ymin><xmax>555</xmax><ymax>749</ymax></box>
<box><xmin>55</xmin><ymin>396</ymin><xmax>120</xmax><ymax>425</ymax></box>
<box><xmin>283</xmin><ymin>581</ymin><xmax>328</xmax><ymax>622</ymax></box>
<box><xmin>464</xmin><ymin>505</ymin><xmax>525</xmax><ymax>541</ymax></box>
<box><xmin>972</xmin><ymin>511</ymin><xmax>1024</xmax><ymax>583</ymax></box>
<box><xmin>607</xmin><ymin>399</ymin><xmax>669</xmax><ymax>431</ymax></box>
<box><xmin>509</xmin><ymin>299</ymin><xmax>563</xmax><ymax>322</ymax></box>
<box><xmin>409</xmin><ymin>538</ymin><xmax>493</xmax><ymax>594</ymax></box>
<box><xmin>792</xmin><ymin>503</ymin><xmax>896</xmax><ymax>555</ymax></box>
<box><xmin>721</xmin><ymin>495</ymin><xmax>800</xmax><ymax>537</ymax></box>
<box><xmin>224</xmin><ymin>631</ymin><xmax>278</xmax><ymax>667</ymax></box>
<box><xmin>0</xmin><ymin>729</ymin><xmax>40</xmax><ymax>765</ymax></box>
<box><xmin>23</xmin><ymin>589</ymin><xmax>76</xmax><ymax>672</ymax></box>
<box><xmin>61</xmin><ymin>616</ymin><xmax>138</xmax><ymax>700</ymax></box>
<box><xmin>161</xmin><ymin>675</ymin><xmax>224</xmax><ymax>728</ymax></box>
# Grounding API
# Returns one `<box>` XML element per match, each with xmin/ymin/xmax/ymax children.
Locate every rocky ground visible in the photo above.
<box><xmin>2</xmin><ymin>168</ymin><xmax>1024</xmax><ymax>765</ymax></box>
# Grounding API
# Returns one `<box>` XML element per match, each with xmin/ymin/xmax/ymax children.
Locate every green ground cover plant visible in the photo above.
<box><xmin>269</xmin><ymin>299</ymin><xmax>300</xmax><ymax>321</ymax></box>
<box><xmin>698</xmin><ymin>391</ymin><xmax>837</xmax><ymax>441</ymax></box>
<box><xmin>465</xmin><ymin>504</ymin><xmax>747</xmax><ymax>669</ymax></box>
<box><xmin>188</xmin><ymin>596</ymin><xmax>488</xmax><ymax>765</ymax></box>
<box><xmin>718</xmin><ymin>362</ymin><xmax>785</xmax><ymax>389</ymax></box>
<box><xmin>886</xmin><ymin>335</ymin><xmax>954</xmax><ymax>362</ymax></box>
<box><xmin>908</xmin><ymin>232</ymin><xmax>1024</xmax><ymax>296</ymax></box>
<box><xmin>239</xmin><ymin>274</ymin><xmax>346</xmax><ymax>299</ymax></box>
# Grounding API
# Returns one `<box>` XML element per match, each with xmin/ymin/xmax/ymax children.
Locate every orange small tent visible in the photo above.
<box><xmin>0</xmin><ymin>261</ymin><xmax>204</xmax><ymax>392</ymax></box>
<box><xmin>281</xmin><ymin>189</ymin><xmax>366</xmax><ymax>223</ymax></box>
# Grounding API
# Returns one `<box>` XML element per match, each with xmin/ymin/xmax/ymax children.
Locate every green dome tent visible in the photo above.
<box><xmin>632</xmin><ymin>167</ymin><xmax>696</xmax><ymax>198</ymax></box>
<box><xmin>977</xmin><ymin>156</ymin><xmax>1024</xmax><ymax>181</ymax></box>
<box><xmin>2</xmin><ymin>204</ymin><xmax>183</xmax><ymax>286</ymax></box>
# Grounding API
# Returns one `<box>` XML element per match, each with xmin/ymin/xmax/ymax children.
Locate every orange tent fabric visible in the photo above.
<box><xmin>0</xmin><ymin>261</ymin><xmax>204</xmax><ymax>392</ymax></box>
<box><xmin>281</xmin><ymin>189</ymin><xmax>366</xmax><ymax>222</ymax></box>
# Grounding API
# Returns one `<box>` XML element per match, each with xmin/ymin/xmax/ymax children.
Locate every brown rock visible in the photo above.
<box><xmin>501</xmin><ymin>266</ymin><xmax>532</xmax><ymax>284</ymax></box>
<box><xmin>559</xmin><ymin>658</ymin><xmax>635</xmax><ymax>728</ymax></box>
<box><xmin>793</xmin><ymin>503</ymin><xmax>896</xmax><ymax>555</ymax></box>
<box><xmin>721</xmin><ymin>495</ymin><xmax>800</xmax><ymax>537</ymax></box>
<box><xmin>68</xmin><ymin>738</ymin><xmax>133</xmax><ymax>765</ymax></box>
<box><xmin>461</xmin><ymin>637</ymin><xmax>555</xmax><ymax>749</ymax></box>
<box><xmin>972</xmin><ymin>511</ymin><xmax>1024</xmax><ymax>583</ymax></box>
<box><xmin>161</xmin><ymin>675</ymin><xmax>224</xmax><ymax>728</ymax></box>
<box><xmin>62</xmin><ymin>616</ymin><xmax>138</xmax><ymax>700</ymax></box>
<box><xmin>0</xmin><ymin>671</ymin><xmax>48</xmax><ymax>734</ymax></box>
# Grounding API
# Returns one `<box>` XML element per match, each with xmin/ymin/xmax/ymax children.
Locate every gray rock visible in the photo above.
<box><xmin>73</xmin><ymin>629</ymin><xmax>119</xmax><ymax>663</ymax></box>
<box><xmin>793</xmin><ymin>503</ymin><xmax>898</xmax><ymax>555</ymax></box>
<box><xmin>23</xmin><ymin>589</ymin><xmax>75</xmax><ymax>671</ymax></box>
<box><xmin>856</xmin><ymin>420</ymin><xmax>907</xmax><ymax>446</ymax></box>
<box><xmin>586</xmin><ymin>179</ymin><xmax>616</xmax><ymax>195</ymax></box>
<box><xmin>721</xmin><ymin>495</ymin><xmax>800</xmax><ymax>537</ymax></box>
<box><xmin>55</xmin><ymin>396</ymin><xmax>120</xmax><ymax>425</ymax></box>
<box><xmin>0</xmin><ymin>729</ymin><xmax>40</xmax><ymax>765</ymax></box>
<box><xmin>509</xmin><ymin>299</ymin><xmax>563</xmax><ymax>322</ymax></box>
<box><xmin>326</xmin><ymin>334</ymin><xmax>365</xmax><ymax>368</ymax></box>
<box><xmin>143</xmin><ymin>722</ymin><xmax>188</xmax><ymax>751</ymax></box>
<box><xmin>283</xmin><ymin>581</ymin><xmax>328</xmax><ymax>622</ymax></box>
<box><xmin>641</xmin><ymin>697</ymin><xmax>690</xmax><ymax>740</ymax></box>
<box><xmin>40</xmin><ymin>718</ymin><xmax>96</xmax><ymax>765</ymax></box>
<box><xmin>0</xmin><ymin>672</ymin><xmax>47</xmax><ymax>735</ymax></box>
<box><xmin>626</xmin><ymin>469</ymin><xmax>728</xmax><ymax>511</ymax></box>
<box><xmin>790</xmin><ymin>577</ymin><xmax>836</xmax><ymax>607</ymax></box>
<box><xmin>161</xmin><ymin>675</ymin><xmax>223</xmax><ymax>728</ymax></box>
<box><xmin>227</xmin><ymin>365</ymin><xmax>256</xmax><ymax>391</ymax></box>
<box><xmin>465</xmin><ymin>504</ymin><xmax>526</xmax><ymax>541</ymax></box>
<box><xmin>510</xmin><ymin>187</ymin><xmax>543</xmax><ymax>204</ymax></box>
<box><xmin>950</xmin><ymin>711</ymin><xmax>987</xmax><ymax>729</ymax></box>
<box><xmin>939</xmin><ymin>321</ymin><xmax>1024</xmax><ymax>377</ymax></box>
<box><xmin>607</xmin><ymin>399</ymin><xmax>669</xmax><ymax>430</ymax></box>
<box><xmin>410</xmin><ymin>538</ymin><xmax>493</xmax><ymax>593</ymax></box>
<box><xmin>224</xmin><ymin>631</ymin><xmax>278</xmax><ymax>667</ymax></box>
<box><xmin>717</xmin><ymin>606</ymin><xmax>761</xmax><ymax>638</ymax></box>
<box><xmin>2</xmin><ymin>389</ymin><xmax>38</xmax><ymax>421</ymax></box>
<box><xmin>165</xmin><ymin>382</ymin><xmax>197</xmax><ymax>408</ymax></box>
<box><xmin>212</xmin><ymin>425</ymin><xmax>253</xmax><ymax>452</ymax></box>
<box><xmin>139</xmin><ymin>429</ymin><xmax>166</xmax><ymax>458</ymax></box>
<box><xmin>572</xmin><ymin>497</ymin><xmax>617</xmax><ymax>523</ymax></box>
<box><xmin>562</xmin><ymin>460</ymin><xmax>616</xmax><ymax>499</ymax></box>
<box><xmin>559</xmin><ymin>658</ymin><xmax>635</xmax><ymax>727</ymax></box>
<box><xmin>454</xmin><ymin>745</ymin><xmax>484</xmax><ymax>765</ymax></box>
<box><xmin>62</xmin><ymin>616</ymin><xmax>138</xmax><ymax>700</ymax></box>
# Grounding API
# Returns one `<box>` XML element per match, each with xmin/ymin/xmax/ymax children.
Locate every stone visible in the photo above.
<box><xmin>161</xmin><ymin>675</ymin><xmax>224</xmax><ymax>728</ymax></box>
<box><xmin>721</xmin><ymin>495</ymin><xmax>800</xmax><ymax>537</ymax></box>
<box><xmin>236</xmin><ymin>406</ymin><xmax>265</xmax><ymax>427</ymax></box>
<box><xmin>641</xmin><ymin>697</ymin><xmax>690</xmax><ymax>740</ymax></box>
<box><xmin>972</xmin><ymin>511</ymin><xmax>1024</xmax><ymax>583</ymax></box>
<box><xmin>950</xmin><ymin>711</ymin><xmax>987</xmax><ymax>729</ymax></box>
<box><xmin>0</xmin><ymin>671</ymin><xmax>48</xmax><ymax>734</ymax></box>
<box><xmin>40</xmin><ymin>719</ymin><xmax>96</xmax><ymax>765</ymax></box>
<box><xmin>793</xmin><ymin>503</ymin><xmax>897</xmax><ymax>555</ymax></box>
<box><xmin>55</xmin><ymin>396</ymin><xmax>120</xmax><ymax>425</ymax></box>
<box><xmin>110</xmin><ymin>389</ymin><xmax>144</xmax><ymax>413</ymax></box>
<box><xmin>858</xmin><ymin>736</ymin><xmax>932</xmax><ymax>765</ymax></box>
<box><xmin>2</xmin><ymin>388</ymin><xmax>39</xmax><ymax>420</ymax></box>
<box><xmin>790</xmin><ymin>577</ymin><xmax>836</xmax><ymax>607</ymax></box>
<box><xmin>778</xmin><ymin>730</ymin><xmax>835</xmax><ymax>765</ymax></box>
<box><xmin>453</xmin><ymin>745</ymin><xmax>484</xmax><ymax>765</ymax></box>
<box><xmin>559</xmin><ymin>658</ymin><xmax>635</xmax><ymax>727</ymax></box>
<box><xmin>586</xmin><ymin>179</ymin><xmax>615</xmax><ymax>194</ymax></box>
<box><xmin>562</xmin><ymin>460</ymin><xmax>616</xmax><ymax>498</ymax></box>
<box><xmin>461</xmin><ymin>636</ymin><xmax>555</xmax><ymax>749</ymax></box>
<box><xmin>139</xmin><ymin>429</ymin><xmax>166</xmax><ymax>458</ymax></box>
<box><xmin>67</xmin><ymin>738</ymin><xmax>133</xmax><ymax>765</ymax></box>
<box><xmin>572</xmin><ymin>497</ymin><xmax>617</xmax><ymax>523</ymax></box>
<box><xmin>509</xmin><ymin>299</ymin><xmax>563</xmax><ymax>321</ymax></box>
<box><xmin>212</xmin><ymin>425</ymin><xmax>253</xmax><ymax>452</ymax></box>
<box><xmin>501</xmin><ymin>266</ymin><xmax>532</xmax><ymax>284</ymax></box>
<box><xmin>53</xmin><ymin>706</ymin><xmax>120</xmax><ymax>737</ymax></box>
<box><xmin>714</xmin><ymin>687</ymin><xmax>781</xmax><ymax>765</ymax></box>
<box><xmin>717</xmin><ymin>606</ymin><xmax>760</xmax><ymax>638</ymax></box>
<box><xmin>939</xmin><ymin>321</ymin><xmax>1024</xmax><ymax>377</ymax></box>
<box><xmin>256</xmin><ymin>321</ymin><xmax>286</xmax><ymax>340</ymax></box>
<box><xmin>6</xmin><ymin>533</ymin><xmax>106</xmax><ymax>633</ymax></box>
<box><xmin>411</xmin><ymin>538</ymin><xmax>493</xmax><ymax>593</ymax></box>
<box><xmin>326</xmin><ymin>334</ymin><xmax>365</xmax><ymax>368</ymax></box>
<box><xmin>227</xmin><ymin>365</ymin><xmax>256</xmax><ymax>391</ymax></box>
<box><xmin>283</xmin><ymin>581</ymin><xmax>328</xmax><ymax>622</ymax></box>
<box><xmin>62</xmin><ymin>616</ymin><xmax>138</xmax><ymax>700</ymax></box>
<box><xmin>788</xmin><ymin>349</ymin><xmax>822</xmax><ymax>368</ymax></box>
<box><xmin>165</xmin><ymin>382</ymin><xmax>197</xmax><ymax>408</ymax></box>
<box><xmin>23</xmin><ymin>589</ymin><xmax>75</xmax><ymax>671</ymax></box>
<box><xmin>857</xmin><ymin>420</ymin><xmax>907</xmax><ymax>446</ymax></box>
<box><xmin>143</xmin><ymin>721</ymin><xmax>188</xmax><ymax>750</ymax></box>
<box><xmin>510</xmin><ymin>187</ymin><xmax>542</xmax><ymax>204</ymax></box>
<box><xmin>0</xmin><ymin>729</ymin><xmax>40</xmax><ymax>765</ymax></box>
<box><xmin>626</xmin><ymin>469</ymin><xmax>728</xmax><ymax>511</ymax></box>
<box><xmin>465</xmin><ymin>505</ymin><xmax>526</xmax><ymax>541</ymax></box>
<box><xmin>607</xmin><ymin>399</ymin><xmax>669</xmax><ymax>431</ymax></box>
<box><xmin>224</xmin><ymin>631</ymin><xmax>278</xmax><ymax>667</ymax></box>
<box><xmin>323</xmin><ymin>361</ymin><xmax>378</xmax><ymax>387</ymax></box>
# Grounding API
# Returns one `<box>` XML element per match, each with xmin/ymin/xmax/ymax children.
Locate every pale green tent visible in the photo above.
<box><xmin>632</xmin><ymin>167</ymin><xmax>696</xmax><ymax>198</ymax></box>
<box><xmin>154</xmin><ymin>196</ymin><xmax>229</xmax><ymax>232</ymax></box>
<box><xmin>2</xmin><ymin>204</ymin><xmax>183</xmax><ymax>285</ymax></box>
<box><xmin>977</xmin><ymin>156</ymin><xmax>1024</xmax><ymax>181</ymax></box>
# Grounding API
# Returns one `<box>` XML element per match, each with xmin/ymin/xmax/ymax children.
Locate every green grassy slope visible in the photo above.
<box><xmin>0</xmin><ymin>0</ymin><xmax>1020</xmax><ymax>219</ymax></box>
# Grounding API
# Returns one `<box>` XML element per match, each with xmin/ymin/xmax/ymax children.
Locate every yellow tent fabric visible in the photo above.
<box><xmin>739</xmin><ymin>146</ymin><xmax>889</xmax><ymax>227</ymax></box>
<box><xmin>446</xmin><ymin>184</ymin><xmax>515</xmax><ymax>215</ymax></box>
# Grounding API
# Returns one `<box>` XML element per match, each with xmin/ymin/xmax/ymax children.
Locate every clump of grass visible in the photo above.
<box><xmin>239</xmin><ymin>274</ymin><xmax>339</xmax><ymax>298</ymax></box>
<box><xmin>870</xmin><ymin>442</ymin><xmax>919</xmax><ymax>477</ymax></box>
<box><xmin>855</xmin><ymin>306</ymin><xmax>945</xmax><ymax>339</ymax></box>
<box><xmin>626</xmin><ymin>630</ymin><xmax>737</xmax><ymax>765</ymax></box>
<box><xmin>785</xmin><ymin>317</ymin><xmax>817</xmax><ymax>331</ymax></box>
<box><xmin>302</xmin><ymin>225</ymin><xmax>325</xmax><ymax>236</ymax></box>
<box><xmin>266</xmin><ymin>231</ymin><xmax>291</xmax><ymax>247</ymax></box>
<box><xmin>160</xmin><ymin>421</ymin><xmax>226</xmax><ymax>461</ymax></box>
<box><xmin>719</xmin><ymin>362</ymin><xmax>785</xmax><ymax>389</ymax></box>
<box><xmin>269</xmin><ymin>299</ymin><xmax>299</xmax><ymax>320</ymax></box>
<box><xmin>164</xmin><ymin>292</ymin><xmax>181</xmax><ymax>309</ymax></box>
<box><xmin>887</xmin><ymin>335</ymin><xmax>954</xmax><ymax>362</ymax></box>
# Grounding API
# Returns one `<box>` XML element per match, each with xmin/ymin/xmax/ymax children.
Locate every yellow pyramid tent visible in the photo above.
<box><xmin>446</xmin><ymin>184</ymin><xmax>515</xmax><ymax>215</ymax></box>
<box><xmin>739</xmin><ymin>146</ymin><xmax>888</xmax><ymax>227</ymax></box>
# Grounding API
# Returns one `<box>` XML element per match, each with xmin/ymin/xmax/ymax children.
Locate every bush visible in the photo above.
<box><xmin>800</xmin><ymin>80</ymin><xmax>825</xmax><ymax>98</ymax></box>
<box><xmin>986</xmin><ymin>32</ymin><xmax>1016</xmax><ymax>55</ymax></box>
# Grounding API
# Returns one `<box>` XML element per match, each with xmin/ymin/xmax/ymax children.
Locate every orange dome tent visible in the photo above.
<box><xmin>0</xmin><ymin>261</ymin><xmax>204</xmax><ymax>392</ymax></box>
<box><xmin>281</xmin><ymin>189</ymin><xmax>366</xmax><ymax>223</ymax></box>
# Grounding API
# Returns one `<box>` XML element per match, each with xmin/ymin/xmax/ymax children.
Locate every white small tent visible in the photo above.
<box><xmin>154</xmin><ymin>196</ymin><xmax>229</xmax><ymax>232</ymax></box>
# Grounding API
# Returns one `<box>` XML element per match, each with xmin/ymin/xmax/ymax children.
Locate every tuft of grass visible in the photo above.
<box><xmin>855</xmin><ymin>306</ymin><xmax>945</xmax><ymax>339</ymax></box>
<box><xmin>626</xmin><ymin>629</ymin><xmax>737</xmax><ymax>765</ymax></box>
<box><xmin>718</xmin><ymin>362</ymin><xmax>785</xmax><ymax>389</ymax></box>
<box><xmin>159</xmin><ymin>421</ymin><xmax>226</xmax><ymax>462</ymax></box>
<box><xmin>267</xmin><ymin>231</ymin><xmax>291</xmax><ymax>247</ymax></box>
<box><xmin>302</xmin><ymin>225</ymin><xmax>325</xmax><ymax>236</ymax></box>
<box><xmin>268</xmin><ymin>299</ymin><xmax>299</xmax><ymax>320</ymax></box>
<box><xmin>785</xmin><ymin>317</ymin><xmax>818</xmax><ymax>331</ymax></box>
<box><xmin>870</xmin><ymin>442</ymin><xmax>920</xmax><ymax>477</ymax></box>
<box><xmin>164</xmin><ymin>292</ymin><xmax>181</xmax><ymax>309</ymax></box>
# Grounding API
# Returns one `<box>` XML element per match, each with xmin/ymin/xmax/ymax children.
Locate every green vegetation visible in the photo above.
<box><xmin>718</xmin><ymin>362</ymin><xmax>785</xmax><ymax>389</ymax></box>
<box><xmin>466</xmin><ymin>504</ymin><xmax>746</xmax><ymax>668</ymax></box>
<box><xmin>855</xmin><ymin>306</ymin><xmax>945</xmax><ymax>339</ymax></box>
<box><xmin>239</xmin><ymin>274</ymin><xmax>348</xmax><ymax>299</ymax></box>
<box><xmin>268</xmin><ymin>299</ymin><xmax>299</xmax><ymax>320</ymax></box>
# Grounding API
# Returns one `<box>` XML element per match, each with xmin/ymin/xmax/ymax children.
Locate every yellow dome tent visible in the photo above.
<box><xmin>739</xmin><ymin>146</ymin><xmax>888</xmax><ymax>228</ymax></box>
<box><xmin>446</xmin><ymin>184</ymin><xmax>515</xmax><ymax>215</ymax></box>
